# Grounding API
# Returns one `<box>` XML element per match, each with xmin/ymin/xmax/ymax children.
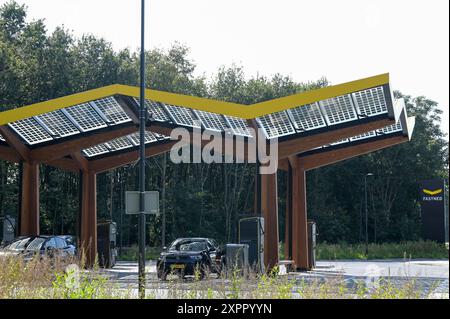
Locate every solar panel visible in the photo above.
<box><xmin>350</xmin><ymin>130</ymin><xmax>377</xmax><ymax>142</ymax></box>
<box><xmin>153</xmin><ymin>132</ymin><xmax>170</xmax><ymax>140</ymax></box>
<box><xmin>256</xmin><ymin>111</ymin><xmax>296</xmax><ymax>139</ymax></box>
<box><xmin>8</xmin><ymin>118</ymin><xmax>53</xmax><ymax>145</ymax></box>
<box><xmin>163</xmin><ymin>104</ymin><xmax>201</xmax><ymax>128</ymax></box>
<box><xmin>287</xmin><ymin>102</ymin><xmax>327</xmax><ymax>131</ymax></box>
<box><xmin>319</xmin><ymin>95</ymin><xmax>358</xmax><ymax>125</ymax></box>
<box><xmin>352</xmin><ymin>86</ymin><xmax>388</xmax><ymax>117</ymax></box>
<box><xmin>64</xmin><ymin>103</ymin><xmax>108</xmax><ymax>132</ymax></box>
<box><xmin>127</xmin><ymin>131</ymin><xmax>158</xmax><ymax>145</ymax></box>
<box><xmin>91</xmin><ymin>97</ymin><xmax>131</xmax><ymax>125</ymax></box>
<box><xmin>330</xmin><ymin>138</ymin><xmax>349</xmax><ymax>146</ymax></box>
<box><xmin>133</xmin><ymin>98</ymin><xmax>171</xmax><ymax>122</ymax></box>
<box><xmin>105</xmin><ymin>136</ymin><xmax>133</xmax><ymax>151</ymax></box>
<box><xmin>223</xmin><ymin>116</ymin><xmax>253</xmax><ymax>137</ymax></box>
<box><xmin>193</xmin><ymin>110</ymin><xmax>229</xmax><ymax>132</ymax></box>
<box><xmin>377</xmin><ymin>122</ymin><xmax>402</xmax><ymax>135</ymax></box>
<box><xmin>36</xmin><ymin>110</ymin><xmax>80</xmax><ymax>138</ymax></box>
<box><xmin>82</xmin><ymin>144</ymin><xmax>110</xmax><ymax>157</ymax></box>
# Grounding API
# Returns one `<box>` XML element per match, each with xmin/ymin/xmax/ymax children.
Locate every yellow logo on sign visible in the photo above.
<box><xmin>423</xmin><ymin>189</ymin><xmax>443</xmax><ymax>196</ymax></box>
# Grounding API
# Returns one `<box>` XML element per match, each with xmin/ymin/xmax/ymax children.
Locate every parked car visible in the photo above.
<box><xmin>157</xmin><ymin>238</ymin><xmax>224</xmax><ymax>280</ymax></box>
<box><xmin>0</xmin><ymin>235</ymin><xmax>76</xmax><ymax>261</ymax></box>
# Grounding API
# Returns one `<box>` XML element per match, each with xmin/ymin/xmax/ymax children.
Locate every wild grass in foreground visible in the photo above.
<box><xmin>0</xmin><ymin>256</ymin><xmax>445</xmax><ymax>299</ymax></box>
<box><xmin>316</xmin><ymin>240</ymin><xmax>449</xmax><ymax>260</ymax></box>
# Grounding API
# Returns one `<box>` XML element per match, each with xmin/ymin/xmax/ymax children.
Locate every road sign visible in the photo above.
<box><xmin>125</xmin><ymin>191</ymin><xmax>159</xmax><ymax>215</ymax></box>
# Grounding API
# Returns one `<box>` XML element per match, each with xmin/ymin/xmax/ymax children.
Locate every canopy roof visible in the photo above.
<box><xmin>0</xmin><ymin>73</ymin><xmax>415</xmax><ymax>169</ymax></box>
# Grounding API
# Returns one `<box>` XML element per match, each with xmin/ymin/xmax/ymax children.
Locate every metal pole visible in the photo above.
<box><xmin>138</xmin><ymin>0</ymin><xmax>147</xmax><ymax>299</ymax></box>
<box><xmin>161</xmin><ymin>153</ymin><xmax>166</xmax><ymax>248</ymax></box>
<box><xmin>365</xmin><ymin>175</ymin><xmax>368</xmax><ymax>257</ymax></box>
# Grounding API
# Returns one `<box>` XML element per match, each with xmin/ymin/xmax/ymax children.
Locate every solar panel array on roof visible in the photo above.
<box><xmin>330</xmin><ymin>138</ymin><xmax>349</xmax><ymax>146</ymax></box>
<box><xmin>8</xmin><ymin>118</ymin><xmax>53</xmax><ymax>145</ymax></box>
<box><xmin>350</xmin><ymin>130</ymin><xmax>377</xmax><ymax>142</ymax></box>
<box><xmin>82</xmin><ymin>143</ymin><xmax>110</xmax><ymax>157</ymax></box>
<box><xmin>82</xmin><ymin>131</ymin><xmax>170</xmax><ymax>158</ymax></box>
<box><xmin>105</xmin><ymin>136</ymin><xmax>134</xmax><ymax>151</ymax></box>
<box><xmin>377</xmin><ymin>122</ymin><xmax>402</xmax><ymax>134</ymax></box>
<box><xmin>319</xmin><ymin>95</ymin><xmax>358</xmax><ymax>125</ymax></box>
<box><xmin>256</xmin><ymin>111</ymin><xmax>296</xmax><ymax>138</ymax></box>
<box><xmin>36</xmin><ymin>110</ymin><xmax>80</xmax><ymax>138</ymax></box>
<box><xmin>91</xmin><ymin>97</ymin><xmax>132</xmax><ymax>125</ymax></box>
<box><xmin>352</xmin><ymin>87</ymin><xmax>388</xmax><ymax>117</ymax></box>
<box><xmin>193</xmin><ymin>110</ymin><xmax>229</xmax><ymax>132</ymax></box>
<box><xmin>163</xmin><ymin>104</ymin><xmax>201</xmax><ymax>128</ymax></box>
<box><xmin>224</xmin><ymin>116</ymin><xmax>253</xmax><ymax>137</ymax></box>
<box><xmin>287</xmin><ymin>103</ymin><xmax>327</xmax><ymax>131</ymax></box>
<box><xmin>133</xmin><ymin>98</ymin><xmax>171</xmax><ymax>122</ymax></box>
<box><xmin>320</xmin><ymin>119</ymin><xmax>404</xmax><ymax>150</ymax></box>
<box><xmin>64</xmin><ymin>103</ymin><xmax>108</xmax><ymax>132</ymax></box>
<box><xmin>127</xmin><ymin>131</ymin><xmax>158</xmax><ymax>145</ymax></box>
<box><xmin>4</xmin><ymin>96</ymin><xmax>134</xmax><ymax>146</ymax></box>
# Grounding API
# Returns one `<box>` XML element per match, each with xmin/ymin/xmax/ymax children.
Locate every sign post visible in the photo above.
<box><xmin>419</xmin><ymin>179</ymin><xmax>448</xmax><ymax>243</ymax></box>
<box><xmin>126</xmin><ymin>191</ymin><xmax>160</xmax><ymax>215</ymax></box>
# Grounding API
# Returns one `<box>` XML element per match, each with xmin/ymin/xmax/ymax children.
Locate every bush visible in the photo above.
<box><xmin>316</xmin><ymin>241</ymin><xmax>449</xmax><ymax>260</ymax></box>
<box><xmin>118</xmin><ymin>246</ymin><xmax>162</xmax><ymax>261</ymax></box>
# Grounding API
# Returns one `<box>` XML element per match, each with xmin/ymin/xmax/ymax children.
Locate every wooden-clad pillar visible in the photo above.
<box><xmin>285</xmin><ymin>165</ymin><xmax>293</xmax><ymax>261</ymax></box>
<box><xmin>289</xmin><ymin>157</ymin><xmax>309</xmax><ymax>270</ymax></box>
<box><xmin>80</xmin><ymin>170</ymin><xmax>97</xmax><ymax>267</ymax></box>
<box><xmin>19</xmin><ymin>161</ymin><xmax>40</xmax><ymax>236</ymax></box>
<box><xmin>260</xmin><ymin>171</ymin><xmax>279</xmax><ymax>270</ymax></box>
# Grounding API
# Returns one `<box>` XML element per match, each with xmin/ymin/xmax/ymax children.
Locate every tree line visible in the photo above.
<box><xmin>0</xmin><ymin>1</ymin><xmax>448</xmax><ymax>247</ymax></box>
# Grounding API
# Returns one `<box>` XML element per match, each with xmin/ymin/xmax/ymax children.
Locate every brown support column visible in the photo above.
<box><xmin>80</xmin><ymin>170</ymin><xmax>97</xmax><ymax>267</ymax></box>
<box><xmin>290</xmin><ymin>157</ymin><xmax>309</xmax><ymax>270</ymax></box>
<box><xmin>260</xmin><ymin>171</ymin><xmax>279</xmax><ymax>270</ymax></box>
<box><xmin>19</xmin><ymin>161</ymin><xmax>40</xmax><ymax>236</ymax></box>
<box><xmin>285</xmin><ymin>165</ymin><xmax>293</xmax><ymax>261</ymax></box>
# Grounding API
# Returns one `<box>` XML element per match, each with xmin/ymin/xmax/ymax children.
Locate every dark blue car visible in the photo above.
<box><xmin>157</xmin><ymin>238</ymin><xmax>224</xmax><ymax>280</ymax></box>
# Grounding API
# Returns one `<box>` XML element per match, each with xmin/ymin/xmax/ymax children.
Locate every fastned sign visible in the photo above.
<box><xmin>419</xmin><ymin>179</ymin><xmax>447</xmax><ymax>243</ymax></box>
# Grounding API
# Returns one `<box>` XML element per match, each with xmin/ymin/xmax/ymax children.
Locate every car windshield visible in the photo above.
<box><xmin>169</xmin><ymin>240</ymin><xmax>207</xmax><ymax>252</ymax></box>
<box><xmin>7</xmin><ymin>238</ymin><xmax>30</xmax><ymax>250</ymax></box>
<box><xmin>25</xmin><ymin>238</ymin><xmax>46</xmax><ymax>251</ymax></box>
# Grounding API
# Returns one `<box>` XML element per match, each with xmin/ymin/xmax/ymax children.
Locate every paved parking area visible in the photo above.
<box><xmin>98</xmin><ymin>259</ymin><xmax>449</xmax><ymax>297</ymax></box>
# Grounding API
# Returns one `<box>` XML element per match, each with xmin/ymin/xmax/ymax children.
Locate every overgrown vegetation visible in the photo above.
<box><xmin>316</xmin><ymin>241</ymin><xmax>449</xmax><ymax>260</ymax></box>
<box><xmin>0</xmin><ymin>255</ymin><xmax>444</xmax><ymax>299</ymax></box>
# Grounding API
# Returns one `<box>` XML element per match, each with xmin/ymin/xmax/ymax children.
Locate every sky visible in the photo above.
<box><xmin>4</xmin><ymin>0</ymin><xmax>450</xmax><ymax>138</ymax></box>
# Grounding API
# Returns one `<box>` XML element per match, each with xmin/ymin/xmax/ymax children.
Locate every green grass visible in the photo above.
<box><xmin>316</xmin><ymin>240</ymin><xmax>449</xmax><ymax>260</ymax></box>
<box><xmin>117</xmin><ymin>246</ymin><xmax>162</xmax><ymax>261</ymax></box>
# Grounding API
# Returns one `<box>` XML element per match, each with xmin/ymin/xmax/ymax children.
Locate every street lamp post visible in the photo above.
<box><xmin>364</xmin><ymin>173</ymin><xmax>374</xmax><ymax>257</ymax></box>
<box><xmin>138</xmin><ymin>0</ymin><xmax>147</xmax><ymax>299</ymax></box>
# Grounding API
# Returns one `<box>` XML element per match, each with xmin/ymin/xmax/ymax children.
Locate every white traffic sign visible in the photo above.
<box><xmin>125</xmin><ymin>191</ymin><xmax>159</xmax><ymax>215</ymax></box>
